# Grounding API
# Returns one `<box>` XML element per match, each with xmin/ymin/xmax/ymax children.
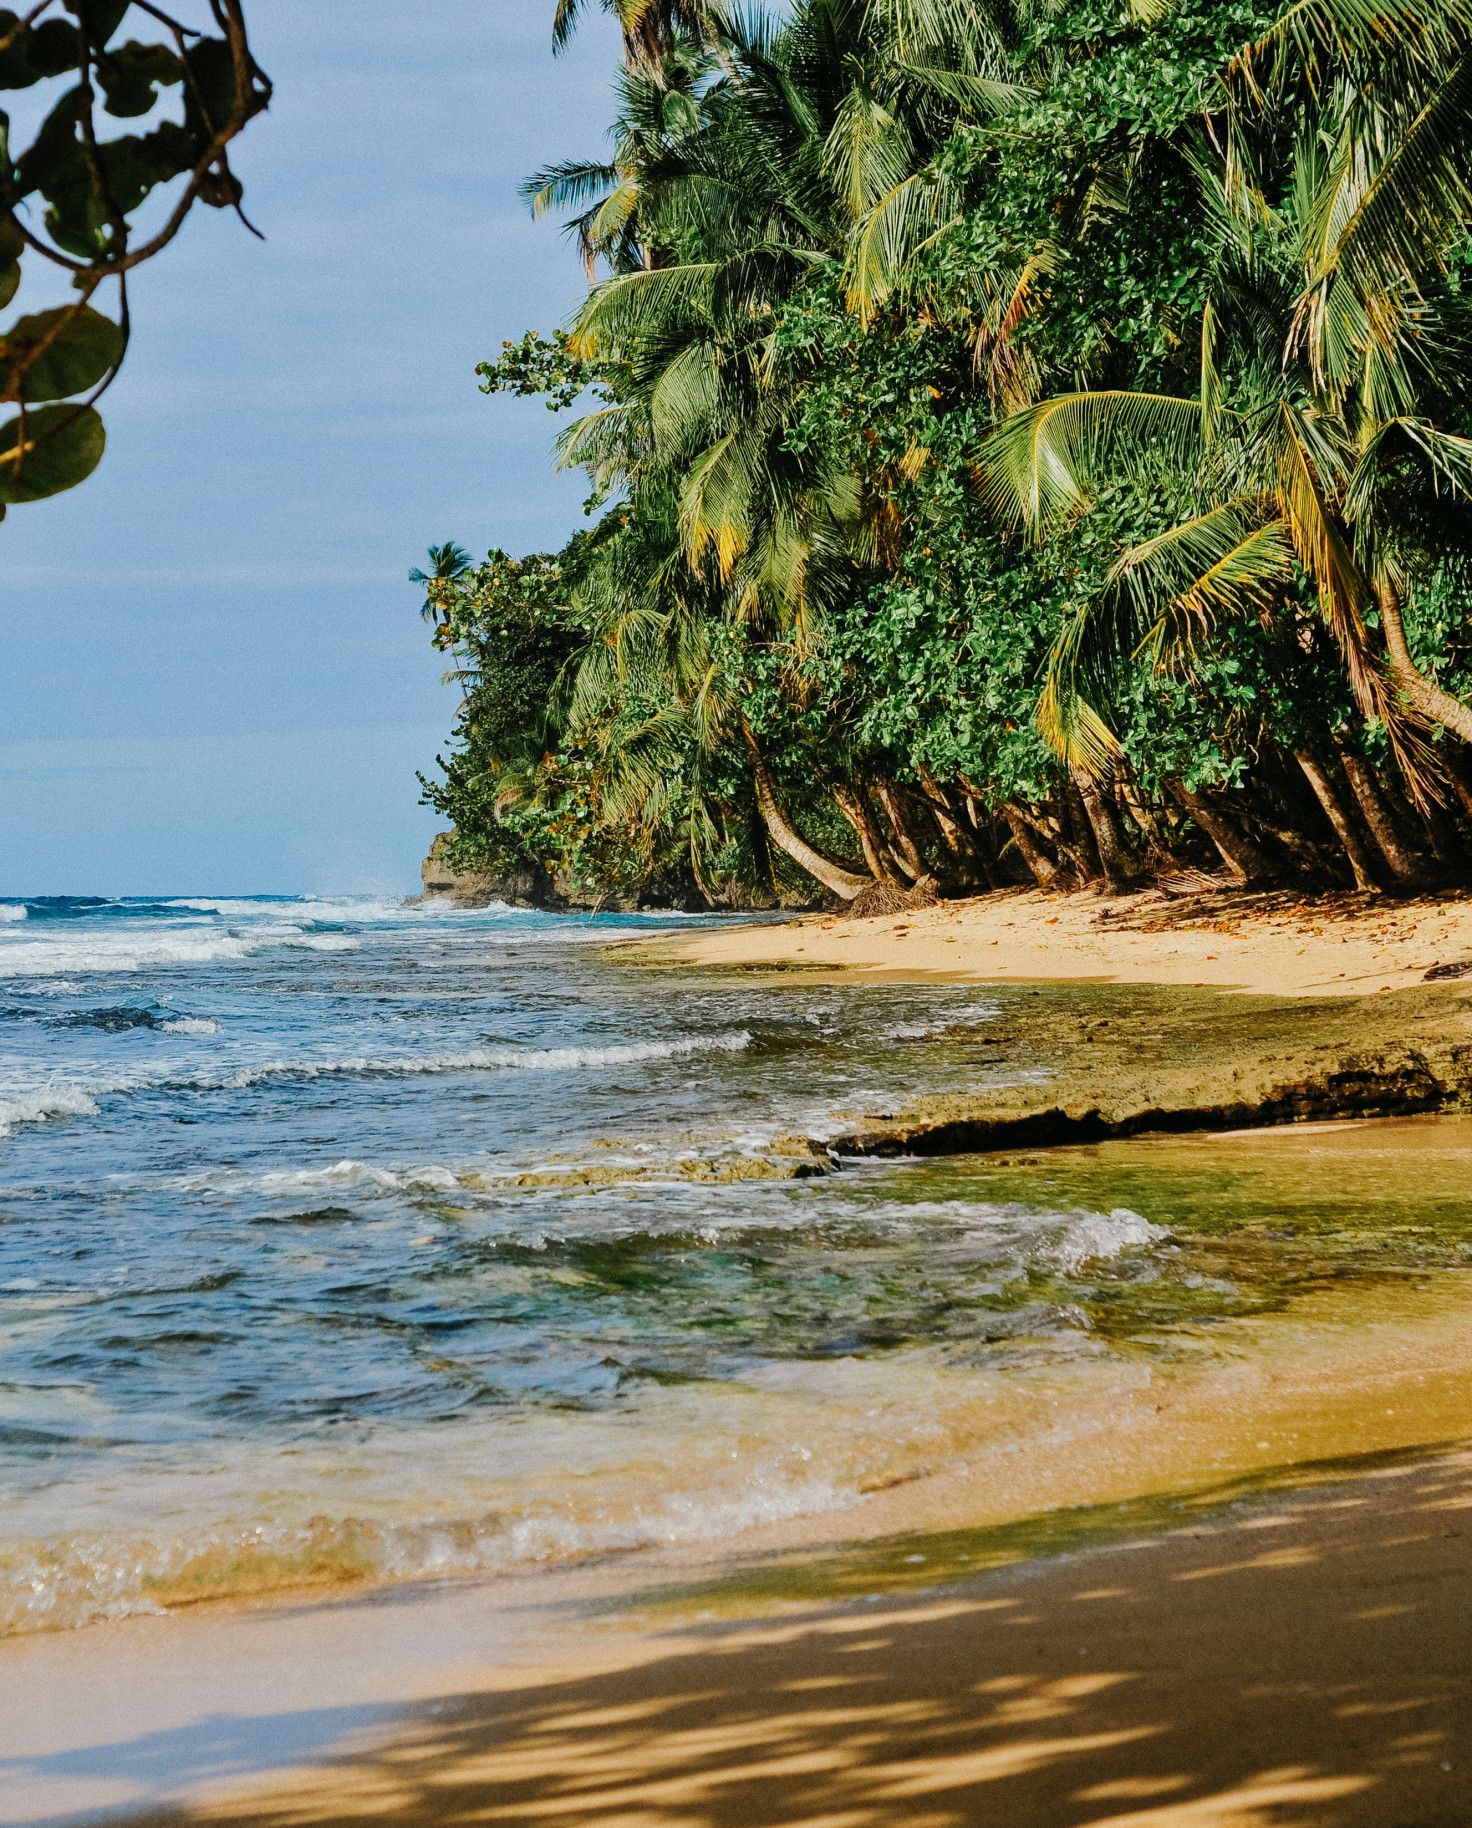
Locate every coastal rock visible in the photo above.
<box><xmin>418</xmin><ymin>834</ymin><xmax>557</xmax><ymax>909</ymax></box>
<box><xmin>812</xmin><ymin>984</ymin><xmax>1472</xmax><ymax>1158</ymax></box>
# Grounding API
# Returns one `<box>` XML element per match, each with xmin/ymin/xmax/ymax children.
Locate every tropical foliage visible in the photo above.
<box><xmin>420</xmin><ymin>0</ymin><xmax>1472</xmax><ymax>905</ymax></box>
<box><xmin>0</xmin><ymin>1</ymin><xmax>268</xmax><ymax>517</ymax></box>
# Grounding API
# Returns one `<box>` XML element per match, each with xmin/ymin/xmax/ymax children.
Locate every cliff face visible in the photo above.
<box><xmin>419</xmin><ymin>833</ymin><xmax>575</xmax><ymax>909</ymax></box>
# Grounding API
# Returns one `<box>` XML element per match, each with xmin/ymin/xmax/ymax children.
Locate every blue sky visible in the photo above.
<box><xmin>0</xmin><ymin>2</ymin><xmax>622</xmax><ymax>896</ymax></box>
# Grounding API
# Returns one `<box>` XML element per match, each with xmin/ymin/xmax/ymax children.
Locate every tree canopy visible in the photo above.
<box><xmin>419</xmin><ymin>0</ymin><xmax>1472</xmax><ymax>908</ymax></box>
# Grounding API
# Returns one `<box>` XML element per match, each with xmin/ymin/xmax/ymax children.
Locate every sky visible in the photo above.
<box><xmin>0</xmin><ymin>1</ymin><xmax>624</xmax><ymax>896</ymax></box>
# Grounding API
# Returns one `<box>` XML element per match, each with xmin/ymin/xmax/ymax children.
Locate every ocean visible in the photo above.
<box><xmin>0</xmin><ymin>894</ymin><xmax>1466</xmax><ymax>1638</ymax></box>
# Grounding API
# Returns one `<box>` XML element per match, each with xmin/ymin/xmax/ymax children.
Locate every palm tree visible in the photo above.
<box><xmin>976</xmin><ymin>0</ymin><xmax>1472</xmax><ymax>778</ymax></box>
<box><xmin>523</xmin><ymin>43</ymin><xmax>713</xmax><ymax>275</ymax></box>
<box><xmin>552</xmin><ymin>0</ymin><xmax>712</xmax><ymax>68</ymax></box>
<box><xmin>411</xmin><ymin>542</ymin><xmax>474</xmax><ymax>636</ymax></box>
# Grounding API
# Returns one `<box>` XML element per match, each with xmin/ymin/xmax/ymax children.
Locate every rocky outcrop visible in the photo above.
<box><xmin>765</xmin><ymin>983</ymin><xmax>1472</xmax><ymax>1160</ymax></box>
<box><xmin>418</xmin><ymin>834</ymin><xmax>566</xmax><ymax>909</ymax></box>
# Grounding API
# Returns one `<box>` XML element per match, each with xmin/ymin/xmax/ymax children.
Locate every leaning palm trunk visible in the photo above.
<box><xmin>1172</xmin><ymin>783</ymin><xmax>1276</xmax><ymax>883</ymax></box>
<box><xmin>1070</xmin><ymin>767</ymin><xmax>1136</xmax><ymax>889</ymax></box>
<box><xmin>1376</xmin><ymin>584</ymin><xmax>1472</xmax><ymax>748</ymax></box>
<box><xmin>832</xmin><ymin>786</ymin><xmax>901</xmax><ymax>884</ymax></box>
<box><xmin>740</xmin><ymin>721</ymin><xmax>869</xmax><ymax>900</ymax></box>
<box><xmin>1001</xmin><ymin>804</ymin><xmax>1062</xmax><ymax>887</ymax></box>
<box><xmin>1337</xmin><ymin>750</ymin><xmax>1427</xmax><ymax>888</ymax></box>
<box><xmin>1295</xmin><ymin>752</ymin><xmax>1380</xmax><ymax>892</ymax></box>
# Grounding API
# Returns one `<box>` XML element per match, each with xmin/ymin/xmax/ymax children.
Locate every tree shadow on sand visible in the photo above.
<box><xmin>65</xmin><ymin>1451</ymin><xmax>1472</xmax><ymax>1828</ymax></box>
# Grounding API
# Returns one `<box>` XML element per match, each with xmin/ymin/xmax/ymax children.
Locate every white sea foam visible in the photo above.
<box><xmin>231</xmin><ymin>1158</ymin><xmax>464</xmax><ymax>1197</ymax></box>
<box><xmin>0</xmin><ymin>1032</ymin><xmax>756</xmax><ymax>1141</ymax></box>
<box><xmin>0</xmin><ymin>1086</ymin><xmax>100</xmax><ymax>1135</ymax></box>
<box><xmin>0</xmin><ymin>1469</ymin><xmax>854</xmax><ymax>1637</ymax></box>
<box><xmin>202</xmin><ymin>1031</ymin><xmax>754</xmax><ymax>1087</ymax></box>
<box><xmin>0</xmin><ymin>905</ymin><xmax>26</xmax><ymax>923</ymax></box>
<box><xmin>0</xmin><ymin>926</ymin><xmax>360</xmax><ymax>977</ymax></box>
<box><xmin>1033</xmin><ymin>1206</ymin><xmax>1167</xmax><ymax>1270</ymax></box>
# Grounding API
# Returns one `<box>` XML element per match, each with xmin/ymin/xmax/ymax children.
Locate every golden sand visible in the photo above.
<box><xmin>661</xmin><ymin>884</ymin><xmax>1472</xmax><ymax>999</ymax></box>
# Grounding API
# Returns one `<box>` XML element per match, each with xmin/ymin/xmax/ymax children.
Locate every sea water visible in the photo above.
<box><xmin>0</xmin><ymin>895</ymin><xmax>1467</xmax><ymax>1636</ymax></box>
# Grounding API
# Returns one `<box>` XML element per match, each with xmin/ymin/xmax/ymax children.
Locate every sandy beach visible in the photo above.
<box><xmin>8</xmin><ymin>1438</ymin><xmax>1468</xmax><ymax>1828</ymax></box>
<box><xmin>6</xmin><ymin>902</ymin><xmax>1472</xmax><ymax>1828</ymax></box>
<box><xmin>663</xmin><ymin>885</ymin><xmax>1472</xmax><ymax>999</ymax></box>
<box><xmin>5</xmin><ymin>1217</ymin><xmax>1470</xmax><ymax>1827</ymax></box>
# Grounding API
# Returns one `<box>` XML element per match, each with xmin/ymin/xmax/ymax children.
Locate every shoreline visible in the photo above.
<box><xmin>627</xmin><ymin>886</ymin><xmax>1472</xmax><ymax>1160</ymax></box>
<box><xmin>4</xmin><ymin>1235</ymin><xmax>1471</xmax><ymax>1823</ymax></box>
<box><xmin>9</xmin><ymin>906</ymin><xmax>1472</xmax><ymax>1824</ymax></box>
<box><xmin>8</xmin><ymin>1432</ymin><xmax>1470</xmax><ymax>1826</ymax></box>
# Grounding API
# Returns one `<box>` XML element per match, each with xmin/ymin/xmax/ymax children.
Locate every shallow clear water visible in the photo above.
<box><xmin>0</xmin><ymin>894</ymin><xmax>1466</xmax><ymax>1636</ymax></box>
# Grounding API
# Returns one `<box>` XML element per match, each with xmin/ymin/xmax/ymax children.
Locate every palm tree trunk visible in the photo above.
<box><xmin>1070</xmin><ymin>767</ymin><xmax>1137</xmax><ymax>888</ymax></box>
<box><xmin>740</xmin><ymin>722</ymin><xmax>869</xmax><ymax>900</ymax></box>
<box><xmin>873</xmin><ymin>779</ymin><xmax>929</xmax><ymax>884</ymax></box>
<box><xmin>1172</xmin><ymin>782</ymin><xmax>1276</xmax><ymax>882</ymax></box>
<box><xmin>1378</xmin><ymin>581</ymin><xmax>1472</xmax><ymax>745</ymax></box>
<box><xmin>1337</xmin><ymin>750</ymin><xmax>1426</xmax><ymax>887</ymax></box>
<box><xmin>1002</xmin><ymin>804</ymin><xmax>1061</xmax><ymax>887</ymax></box>
<box><xmin>1295</xmin><ymin>752</ymin><xmax>1380</xmax><ymax>892</ymax></box>
<box><xmin>831</xmin><ymin>786</ymin><xmax>897</xmax><ymax>883</ymax></box>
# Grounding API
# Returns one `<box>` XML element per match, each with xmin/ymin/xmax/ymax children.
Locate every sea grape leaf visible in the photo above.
<box><xmin>0</xmin><ymin>218</ymin><xmax>22</xmax><ymax>311</ymax></box>
<box><xmin>0</xmin><ymin>306</ymin><xmax>123</xmax><ymax>402</ymax></box>
<box><xmin>0</xmin><ymin>15</ymin><xmax>80</xmax><ymax>88</ymax></box>
<box><xmin>0</xmin><ymin>402</ymin><xmax>105</xmax><ymax>501</ymax></box>
<box><xmin>183</xmin><ymin>37</ymin><xmax>242</xmax><ymax>138</ymax></box>
<box><xmin>95</xmin><ymin>41</ymin><xmax>183</xmax><ymax>118</ymax></box>
<box><xmin>74</xmin><ymin>0</ymin><xmax>131</xmax><ymax>48</ymax></box>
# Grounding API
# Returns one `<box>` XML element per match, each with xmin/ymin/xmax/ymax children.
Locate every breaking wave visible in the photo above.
<box><xmin>0</xmin><ymin>1086</ymin><xmax>100</xmax><ymax>1136</ymax></box>
<box><xmin>0</xmin><ymin>927</ymin><xmax>359</xmax><ymax>978</ymax></box>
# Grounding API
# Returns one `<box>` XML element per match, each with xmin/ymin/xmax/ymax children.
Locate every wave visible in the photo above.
<box><xmin>226</xmin><ymin>1158</ymin><xmax>464</xmax><ymax>1197</ymax></box>
<box><xmin>170</xmin><ymin>1031</ymin><xmax>754</xmax><ymax>1091</ymax></box>
<box><xmin>0</xmin><ymin>905</ymin><xmax>26</xmax><ymax>923</ymax></box>
<box><xmin>0</xmin><ymin>926</ymin><xmax>360</xmax><ymax>977</ymax></box>
<box><xmin>0</xmin><ymin>1032</ymin><xmax>754</xmax><ymax>1136</ymax></box>
<box><xmin>0</xmin><ymin>1086</ymin><xmax>100</xmax><ymax>1135</ymax></box>
<box><xmin>0</xmin><ymin>1471</ymin><xmax>853</xmax><ymax>1638</ymax></box>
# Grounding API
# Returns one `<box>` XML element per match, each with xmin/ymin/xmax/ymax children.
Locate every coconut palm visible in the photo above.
<box><xmin>977</xmin><ymin>0</ymin><xmax>1472</xmax><ymax>775</ymax></box>
<box><xmin>552</xmin><ymin>0</ymin><xmax>712</xmax><ymax>67</ymax></box>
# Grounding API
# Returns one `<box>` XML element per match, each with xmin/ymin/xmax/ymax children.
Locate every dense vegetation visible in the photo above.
<box><xmin>0</xmin><ymin>2</ymin><xmax>268</xmax><ymax>516</ymax></box>
<box><xmin>420</xmin><ymin>0</ymin><xmax>1472</xmax><ymax>908</ymax></box>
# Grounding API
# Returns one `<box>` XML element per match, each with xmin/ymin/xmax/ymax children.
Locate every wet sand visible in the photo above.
<box><xmin>10</xmin><ymin>904</ymin><xmax>1472</xmax><ymax>1827</ymax></box>
<box><xmin>4</xmin><ymin>1242</ymin><xmax>1470</xmax><ymax>1828</ymax></box>
<box><xmin>5</xmin><ymin>1442</ymin><xmax>1468</xmax><ymax>1828</ymax></box>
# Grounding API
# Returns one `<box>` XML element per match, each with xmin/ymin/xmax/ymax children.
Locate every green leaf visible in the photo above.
<box><xmin>95</xmin><ymin>41</ymin><xmax>184</xmax><ymax>119</ymax></box>
<box><xmin>0</xmin><ymin>217</ymin><xmax>22</xmax><ymax>311</ymax></box>
<box><xmin>0</xmin><ymin>403</ymin><xmax>105</xmax><ymax>502</ymax></box>
<box><xmin>74</xmin><ymin>1</ymin><xmax>131</xmax><ymax>49</ymax></box>
<box><xmin>0</xmin><ymin>306</ymin><xmax>123</xmax><ymax>402</ymax></box>
<box><xmin>0</xmin><ymin>15</ymin><xmax>79</xmax><ymax>89</ymax></box>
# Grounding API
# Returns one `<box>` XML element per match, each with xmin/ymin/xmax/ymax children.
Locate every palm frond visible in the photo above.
<box><xmin>521</xmin><ymin>160</ymin><xmax>622</xmax><ymax>217</ymax></box>
<box><xmin>845</xmin><ymin>170</ymin><xmax>960</xmax><ymax>322</ymax></box>
<box><xmin>1313</xmin><ymin>55</ymin><xmax>1472</xmax><ymax>308</ymax></box>
<box><xmin>1034</xmin><ymin>602</ymin><xmax>1124</xmax><ymax>773</ymax></box>
<box><xmin>572</xmin><ymin>263</ymin><xmax>721</xmax><ymax>358</ymax></box>
<box><xmin>977</xmin><ymin>391</ymin><xmax>1203</xmax><ymax>530</ymax></box>
<box><xmin>1117</xmin><ymin>509</ymin><xmax>1299</xmax><ymax>664</ymax></box>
